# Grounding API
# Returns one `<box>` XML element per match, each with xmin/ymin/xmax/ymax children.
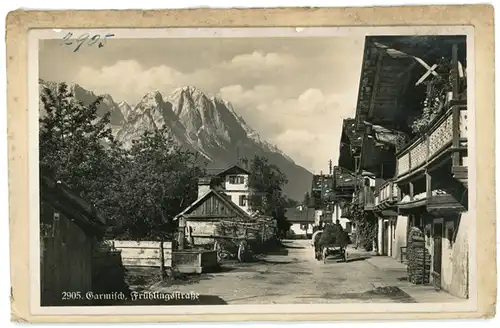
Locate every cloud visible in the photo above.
<box><xmin>219</xmin><ymin>84</ymin><xmax>355</xmax><ymax>172</ymax></box>
<box><xmin>75</xmin><ymin>60</ymin><xmax>183</xmax><ymax>104</ymax></box>
<box><xmin>73</xmin><ymin>51</ymin><xmax>300</xmax><ymax>105</ymax></box>
<box><xmin>226</xmin><ymin>51</ymin><xmax>298</xmax><ymax>71</ymax></box>
<box><xmin>65</xmin><ymin>45</ymin><xmax>361</xmax><ymax>172</ymax></box>
<box><xmin>219</xmin><ymin>84</ymin><xmax>278</xmax><ymax>108</ymax></box>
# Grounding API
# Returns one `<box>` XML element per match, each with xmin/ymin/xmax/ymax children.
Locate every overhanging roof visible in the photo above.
<box><xmin>354</xmin><ymin>35</ymin><xmax>467</xmax><ymax>133</ymax></box>
<box><xmin>369</xmin><ymin>35</ymin><xmax>467</xmax><ymax>61</ymax></box>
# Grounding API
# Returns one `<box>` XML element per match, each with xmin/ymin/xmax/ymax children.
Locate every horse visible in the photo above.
<box><xmin>311</xmin><ymin>230</ymin><xmax>323</xmax><ymax>260</ymax></box>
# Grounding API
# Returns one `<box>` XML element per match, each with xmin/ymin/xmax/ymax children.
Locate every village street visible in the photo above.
<box><xmin>146</xmin><ymin>240</ymin><xmax>461</xmax><ymax>305</ymax></box>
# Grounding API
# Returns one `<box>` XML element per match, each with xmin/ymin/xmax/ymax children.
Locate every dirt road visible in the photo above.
<box><xmin>151</xmin><ymin>239</ymin><xmax>423</xmax><ymax>304</ymax></box>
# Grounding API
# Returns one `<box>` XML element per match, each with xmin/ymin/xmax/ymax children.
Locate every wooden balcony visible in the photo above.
<box><xmin>397</xmin><ymin>192</ymin><xmax>467</xmax><ymax>216</ymax></box>
<box><xmin>396</xmin><ymin>102</ymin><xmax>468</xmax><ymax>183</ymax></box>
<box><xmin>374</xmin><ymin>180</ymin><xmax>399</xmax><ymax>209</ymax></box>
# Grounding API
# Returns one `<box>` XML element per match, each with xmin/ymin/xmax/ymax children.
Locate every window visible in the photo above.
<box><xmin>239</xmin><ymin>195</ymin><xmax>247</xmax><ymax>206</ymax></box>
<box><xmin>228</xmin><ymin>175</ymin><xmax>245</xmax><ymax>184</ymax></box>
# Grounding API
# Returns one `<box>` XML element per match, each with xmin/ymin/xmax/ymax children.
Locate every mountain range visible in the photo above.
<box><xmin>38</xmin><ymin>80</ymin><xmax>313</xmax><ymax>201</ymax></box>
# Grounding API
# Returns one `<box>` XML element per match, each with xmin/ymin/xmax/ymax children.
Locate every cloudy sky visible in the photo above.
<box><xmin>39</xmin><ymin>36</ymin><xmax>365</xmax><ymax>173</ymax></box>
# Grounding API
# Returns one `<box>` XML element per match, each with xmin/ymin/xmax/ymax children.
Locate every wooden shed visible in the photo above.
<box><xmin>174</xmin><ymin>188</ymin><xmax>254</xmax><ymax>246</ymax></box>
<box><xmin>40</xmin><ymin>175</ymin><xmax>106</xmax><ymax>306</ymax></box>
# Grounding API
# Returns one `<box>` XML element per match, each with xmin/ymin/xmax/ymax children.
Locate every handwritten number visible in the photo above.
<box><xmin>98</xmin><ymin>34</ymin><xmax>115</xmax><ymax>48</ymax></box>
<box><xmin>61</xmin><ymin>32</ymin><xmax>73</xmax><ymax>45</ymax></box>
<box><xmin>88</xmin><ymin>34</ymin><xmax>100</xmax><ymax>46</ymax></box>
<box><xmin>73</xmin><ymin>33</ymin><xmax>89</xmax><ymax>52</ymax></box>
<box><xmin>61</xmin><ymin>32</ymin><xmax>114</xmax><ymax>52</ymax></box>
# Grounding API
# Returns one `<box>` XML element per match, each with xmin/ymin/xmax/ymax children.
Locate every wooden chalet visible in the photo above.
<box><xmin>174</xmin><ymin>177</ymin><xmax>255</xmax><ymax>247</ymax></box>
<box><xmin>40</xmin><ymin>175</ymin><xmax>106</xmax><ymax>306</ymax></box>
<box><xmin>343</xmin><ymin>35</ymin><xmax>469</xmax><ymax>299</ymax></box>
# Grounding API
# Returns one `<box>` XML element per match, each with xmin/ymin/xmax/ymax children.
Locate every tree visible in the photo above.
<box><xmin>107</xmin><ymin>126</ymin><xmax>206</xmax><ymax>280</ymax></box>
<box><xmin>303</xmin><ymin>192</ymin><xmax>311</xmax><ymax>207</ymax></box>
<box><xmin>39</xmin><ymin>82</ymin><xmax>117</xmax><ymax>213</ymax></box>
<box><xmin>246</xmin><ymin>155</ymin><xmax>291</xmax><ymax>237</ymax></box>
<box><xmin>39</xmin><ymin>83</ymin><xmax>208</xmax><ymax>280</ymax></box>
<box><xmin>110</xmin><ymin>126</ymin><xmax>207</xmax><ymax>242</ymax></box>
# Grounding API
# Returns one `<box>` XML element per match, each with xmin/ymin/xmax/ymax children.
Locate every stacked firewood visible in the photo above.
<box><xmin>407</xmin><ymin>227</ymin><xmax>431</xmax><ymax>284</ymax></box>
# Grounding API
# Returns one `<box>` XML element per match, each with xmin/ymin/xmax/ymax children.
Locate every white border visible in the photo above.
<box><xmin>29</xmin><ymin>26</ymin><xmax>476</xmax><ymax>316</ymax></box>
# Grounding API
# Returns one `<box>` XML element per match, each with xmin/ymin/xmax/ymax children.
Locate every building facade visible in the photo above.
<box><xmin>336</xmin><ymin>35</ymin><xmax>469</xmax><ymax>298</ymax></box>
<box><xmin>213</xmin><ymin>165</ymin><xmax>252</xmax><ymax>214</ymax></box>
<box><xmin>286</xmin><ymin>205</ymin><xmax>315</xmax><ymax>238</ymax></box>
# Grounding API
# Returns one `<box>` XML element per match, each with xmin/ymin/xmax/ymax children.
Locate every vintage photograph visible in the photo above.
<box><xmin>36</xmin><ymin>29</ymin><xmax>472</xmax><ymax>309</ymax></box>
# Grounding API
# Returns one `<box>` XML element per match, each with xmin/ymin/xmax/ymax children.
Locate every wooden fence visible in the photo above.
<box><xmin>105</xmin><ymin>240</ymin><xmax>173</xmax><ymax>268</ymax></box>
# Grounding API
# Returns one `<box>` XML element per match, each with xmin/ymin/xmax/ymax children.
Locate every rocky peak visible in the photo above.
<box><xmin>38</xmin><ymin>80</ymin><xmax>312</xmax><ymax>200</ymax></box>
<box><xmin>39</xmin><ymin>80</ymin><xmax>125</xmax><ymax>125</ymax></box>
<box><xmin>140</xmin><ymin>90</ymin><xmax>164</xmax><ymax>105</ymax></box>
<box><xmin>118</xmin><ymin>101</ymin><xmax>132</xmax><ymax>121</ymax></box>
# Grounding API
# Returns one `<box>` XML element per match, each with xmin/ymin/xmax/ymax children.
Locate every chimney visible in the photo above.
<box><xmin>197</xmin><ymin>177</ymin><xmax>212</xmax><ymax>198</ymax></box>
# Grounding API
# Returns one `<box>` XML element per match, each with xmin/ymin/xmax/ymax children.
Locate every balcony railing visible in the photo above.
<box><xmin>374</xmin><ymin>180</ymin><xmax>398</xmax><ymax>207</ymax></box>
<box><xmin>396</xmin><ymin>103</ymin><xmax>467</xmax><ymax>180</ymax></box>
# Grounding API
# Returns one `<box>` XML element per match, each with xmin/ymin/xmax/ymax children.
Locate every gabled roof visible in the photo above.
<box><xmin>174</xmin><ymin>188</ymin><xmax>252</xmax><ymax>221</ymax></box>
<box><xmin>212</xmin><ymin>164</ymin><xmax>251</xmax><ymax>177</ymax></box>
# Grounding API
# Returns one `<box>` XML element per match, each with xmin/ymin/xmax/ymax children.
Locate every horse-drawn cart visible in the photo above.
<box><xmin>321</xmin><ymin>244</ymin><xmax>347</xmax><ymax>263</ymax></box>
<box><xmin>312</xmin><ymin>224</ymin><xmax>349</xmax><ymax>263</ymax></box>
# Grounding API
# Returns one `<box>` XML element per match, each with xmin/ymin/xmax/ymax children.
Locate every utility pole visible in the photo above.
<box><xmin>329</xmin><ymin>160</ymin><xmax>333</xmax><ymax>175</ymax></box>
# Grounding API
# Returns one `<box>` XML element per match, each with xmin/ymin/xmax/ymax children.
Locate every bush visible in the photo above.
<box><xmin>357</xmin><ymin>218</ymin><xmax>377</xmax><ymax>251</ymax></box>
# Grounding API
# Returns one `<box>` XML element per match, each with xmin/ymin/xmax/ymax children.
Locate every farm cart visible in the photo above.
<box><xmin>320</xmin><ymin>244</ymin><xmax>348</xmax><ymax>263</ymax></box>
<box><xmin>213</xmin><ymin>236</ymin><xmax>253</xmax><ymax>262</ymax></box>
<box><xmin>211</xmin><ymin>218</ymin><xmax>277</xmax><ymax>263</ymax></box>
<box><xmin>314</xmin><ymin>223</ymin><xmax>350</xmax><ymax>263</ymax></box>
